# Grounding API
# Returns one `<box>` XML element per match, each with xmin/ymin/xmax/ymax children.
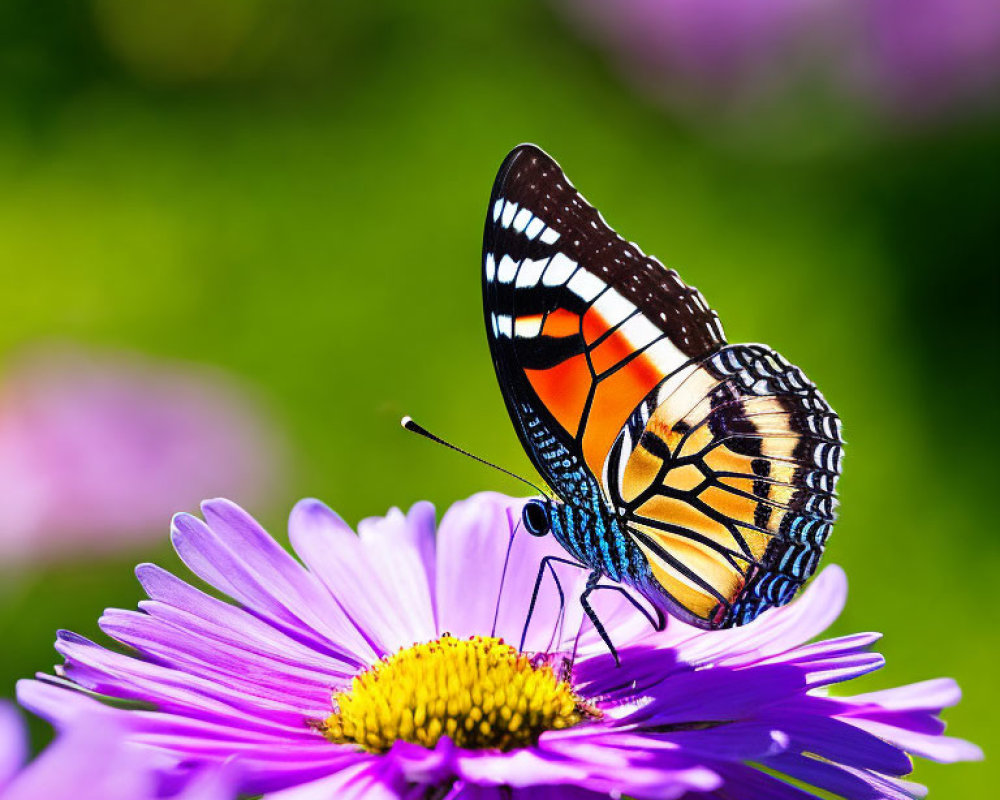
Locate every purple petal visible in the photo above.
<box><xmin>0</xmin><ymin>720</ymin><xmax>154</xmax><ymax>800</ymax></box>
<box><xmin>764</xmin><ymin>752</ymin><xmax>924</xmax><ymax>800</ymax></box>
<box><xmin>846</xmin><ymin>718</ymin><xmax>984</xmax><ymax>763</ymax></box>
<box><xmin>16</xmin><ymin>678</ymin><xmax>122</xmax><ymax>731</ymax></box>
<box><xmin>97</xmin><ymin>608</ymin><xmax>340</xmax><ymax>711</ymax></box>
<box><xmin>53</xmin><ymin>630</ymin><xmax>323</xmax><ymax>732</ymax></box>
<box><xmin>694</xmin><ymin>760</ymin><xmax>842</xmax><ymax>800</ymax></box>
<box><xmin>434</xmin><ymin>493</ymin><xmax>528</xmax><ymax>640</ymax></box>
<box><xmin>637</xmin><ymin>724</ymin><xmax>789</xmax><ymax>762</ymax></box>
<box><xmin>0</xmin><ymin>702</ymin><xmax>27</xmax><ymax>789</ymax></box>
<box><xmin>264</xmin><ymin>759</ymin><xmax>403</xmax><ymax>800</ymax></box>
<box><xmin>135</xmin><ymin>564</ymin><xmax>356</xmax><ymax>672</ymax></box>
<box><xmin>582</xmin><ymin>658</ymin><xmax>809</xmax><ymax>725</ymax></box>
<box><xmin>451</xmin><ymin>733</ymin><xmax>722</xmax><ymax>799</ymax></box>
<box><xmin>289</xmin><ymin>498</ymin><xmax>422</xmax><ymax>656</ymax></box>
<box><xmin>843</xmin><ymin>677</ymin><xmax>962</xmax><ymax>711</ymax></box>
<box><xmin>171</xmin><ymin>505</ymin><xmax>367</xmax><ymax>661</ymax></box>
<box><xmin>507</xmin><ymin>788</ymin><xmax>607</xmax><ymax>800</ymax></box>
<box><xmin>434</xmin><ymin>493</ymin><xmax>596</xmax><ymax>651</ymax></box>
<box><xmin>174</xmin><ymin>761</ymin><xmax>244</xmax><ymax>800</ymax></box>
<box><xmin>761</xmin><ymin>713</ymin><xmax>913</xmax><ymax>775</ymax></box>
<box><xmin>775</xmin><ymin>694</ymin><xmax>946</xmax><ymax>737</ymax></box>
<box><xmin>356</xmin><ymin>503</ymin><xmax>438</xmax><ymax>643</ymax></box>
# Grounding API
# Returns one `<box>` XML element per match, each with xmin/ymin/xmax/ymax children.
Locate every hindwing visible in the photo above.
<box><xmin>607</xmin><ymin>345</ymin><xmax>842</xmax><ymax>627</ymax></box>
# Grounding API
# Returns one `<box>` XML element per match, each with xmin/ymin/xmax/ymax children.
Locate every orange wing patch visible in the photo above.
<box><xmin>630</xmin><ymin>525</ymin><xmax>731</xmax><ymax>621</ymax></box>
<box><xmin>524</xmin><ymin>353</ymin><xmax>592</xmax><ymax>438</ymax></box>
<box><xmin>663</xmin><ymin>463</ymin><xmax>707</xmax><ymax>493</ymax></box>
<box><xmin>620</xmin><ymin>442</ymin><xmax>665</xmax><ymax>504</ymax></box>
<box><xmin>581</xmin><ymin>304</ymin><xmax>614</xmax><ymax>344</ymax></box>
<box><xmin>590</xmin><ymin>328</ymin><xmax>638</xmax><ymax>374</ymax></box>
<box><xmin>582</xmin><ymin>352</ymin><xmax>664</xmax><ymax>479</ymax></box>
<box><xmin>701</xmin><ymin>444</ymin><xmax>757</xmax><ymax>476</ymax></box>
<box><xmin>541</xmin><ymin>308</ymin><xmax>581</xmax><ymax>338</ymax></box>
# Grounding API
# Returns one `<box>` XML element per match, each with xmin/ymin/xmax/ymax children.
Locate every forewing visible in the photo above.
<box><xmin>483</xmin><ymin>144</ymin><xmax>726</xmax><ymax>502</ymax></box>
<box><xmin>606</xmin><ymin>344</ymin><xmax>843</xmax><ymax>628</ymax></box>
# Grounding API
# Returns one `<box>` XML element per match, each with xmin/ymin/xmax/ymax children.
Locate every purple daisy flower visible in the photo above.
<box><xmin>19</xmin><ymin>493</ymin><xmax>980</xmax><ymax>798</ymax></box>
<box><xmin>0</xmin><ymin>696</ymin><xmax>236</xmax><ymax>800</ymax></box>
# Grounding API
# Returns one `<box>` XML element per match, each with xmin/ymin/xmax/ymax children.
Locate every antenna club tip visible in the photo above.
<box><xmin>400</xmin><ymin>415</ymin><xmax>413</xmax><ymax>428</ymax></box>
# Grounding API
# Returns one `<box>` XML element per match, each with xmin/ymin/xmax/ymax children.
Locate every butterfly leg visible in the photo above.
<box><xmin>579</xmin><ymin>571</ymin><xmax>621</xmax><ymax>667</ymax></box>
<box><xmin>520</xmin><ymin>555</ymin><xmax>585</xmax><ymax>653</ymax></box>
<box><xmin>587</xmin><ymin>584</ymin><xmax>666</xmax><ymax>633</ymax></box>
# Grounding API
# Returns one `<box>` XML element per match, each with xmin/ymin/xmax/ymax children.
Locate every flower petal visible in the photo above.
<box><xmin>764</xmin><ymin>752</ymin><xmax>925</xmax><ymax>800</ymax></box>
<box><xmin>264</xmin><ymin>759</ymin><xmax>402</xmax><ymax>800</ymax></box>
<box><xmin>170</xmin><ymin>508</ymin><xmax>365</xmax><ymax>661</ymax></box>
<box><xmin>0</xmin><ymin>702</ymin><xmax>27</xmax><ymax>789</ymax></box>
<box><xmin>357</xmin><ymin>503</ymin><xmax>438</xmax><ymax>643</ymax></box>
<box><xmin>289</xmin><ymin>498</ymin><xmax>418</xmax><ymax>656</ymax></box>
<box><xmin>98</xmin><ymin>608</ymin><xmax>340</xmax><ymax>711</ymax></box>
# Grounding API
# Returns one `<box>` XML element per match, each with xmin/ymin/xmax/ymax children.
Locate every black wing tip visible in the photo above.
<box><xmin>495</xmin><ymin>143</ymin><xmax>561</xmax><ymax>184</ymax></box>
<box><xmin>505</xmin><ymin>142</ymin><xmax>550</xmax><ymax>161</ymax></box>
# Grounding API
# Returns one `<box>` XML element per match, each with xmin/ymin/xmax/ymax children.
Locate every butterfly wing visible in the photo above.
<box><xmin>482</xmin><ymin>144</ymin><xmax>842</xmax><ymax>629</ymax></box>
<box><xmin>606</xmin><ymin>344</ymin><xmax>842</xmax><ymax>628</ymax></box>
<box><xmin>482</xmin><ymin>144</ymin><xmax>725</xmax><ymax>506</ymax></box>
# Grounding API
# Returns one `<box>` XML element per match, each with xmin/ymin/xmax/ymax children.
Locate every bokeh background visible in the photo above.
<box><xmin>1</xmin><ymin>1</ymin><xmax>997</xmax><ymax>795</ymax></box>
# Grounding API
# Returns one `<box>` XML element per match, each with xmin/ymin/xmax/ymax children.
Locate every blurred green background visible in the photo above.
<box><xmin>0</xmin><ymin>1</ymin><xmax>996</xmax><ymax>795</ymax></box>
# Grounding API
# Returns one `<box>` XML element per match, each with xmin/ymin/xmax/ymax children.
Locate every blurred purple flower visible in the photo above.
<box><xmin>845</xmin><ymin>0</ymin><xmax>1000</xmax><ymax>119</ymax></box>
<box><xmin>556</xmin><ymin>0</ymin><xmax>1000</xmax><ymax>121</ymax></box>
<box><xmin>557</xmin><ymin>0</ymin><xmax>830</xmax><ymax>112</ymax></box>
<box><xmin>18</xmin><ymin>492</ymin><xmax>980</xmax><ymax>799</ymax></box>
<box><xmin>0</xmin><ymin>698</ymin><xmax>237</xmax><ymax>800</ymax></box>
<box><xmin>0</xmin><ymin>346</ymin><xmax>286</xmax><ymax>563</ymax></box>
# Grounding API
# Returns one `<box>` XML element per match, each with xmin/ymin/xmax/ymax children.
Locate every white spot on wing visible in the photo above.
<box><xmin>591</xmin><ymin>289</ymin><xmax>634</xmax><ymax>327</ymax></box>
<box><xmin>485</xmin><ymin>253</ymin><xmax>496</xmax><ymax>281</ymax></box>
<box><xmin>643</xmin><ymin>337</ymin><xmax>687</xmax><ymax>374</ymax></box>
<box><xmin>492</xmin><ymin>198</ymin><xmax>503</xmax><ymax>223</ymax></box>
<box><xmin>497</xmin><ymin>255</ymin><xmax>518</xmax><ymax>284</ymax></box>
<box><xmin>514</xmin><ymin>316</ymin><xmax>542</xmax><ymax>338</ymax></box>
<box><xmin>539</xmin><ymin>227</ymin><xmax>560</xmax><ymax>244</ymax></box>
<box><xmin>541</xmin><ymin>253</ymin><xmax>576</xmax><ymax>286</ymax></box>
<box><xmin>515</xmin><ymin>258</ymin><xmax>547</xmax><ymax>288</ymax></box>
<box><xmin>525</xmin><ymin>217</ymin><xmax>544</xmax><ymax>240</ymax></box>
<box><xmin>496</xmin><ymin>314</ymin><xmax>513</xmax><ymax>338</ymax></box>
<box><xmin>501</xmin><ymin>202</ymin><xmax>518</xmax><ymax>229</ymax></box>
<box><xmin>512</xmin><ymin>208</ymin><xmax>532</xmax><ymax>233</ymax></box>
<box><xmin>567</xmin><ymin>270</ymin><xmax>605</xmax><ymax>302</ymax></box>
<box><xmin>619</xmin><ymin>314</ymin><xmax>660</xmax><ymax>350</ymax></box>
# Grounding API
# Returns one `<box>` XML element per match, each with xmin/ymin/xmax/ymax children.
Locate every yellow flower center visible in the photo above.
<box><xmin>322</xmin><ymin>635</ymin><xmax>594</xmax><ymax>753</ymax></box>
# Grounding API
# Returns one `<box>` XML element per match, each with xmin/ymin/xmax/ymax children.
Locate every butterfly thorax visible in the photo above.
<box><xmin>547</xmin><ymin>498</ymin><xmax>647</xmax><ymax>586</ymax></box>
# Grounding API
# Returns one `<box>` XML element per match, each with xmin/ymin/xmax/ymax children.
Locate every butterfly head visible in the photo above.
<box><xmin>522</xmin><ymin>498</ymin><xmax>551</xmax><ymax>537</ymax></box>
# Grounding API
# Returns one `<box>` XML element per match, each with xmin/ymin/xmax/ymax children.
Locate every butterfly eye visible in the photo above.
<box><xmin>522</xmin><ymin>500</ymin><xmax>550</xmax><ymax>537</ymax></box>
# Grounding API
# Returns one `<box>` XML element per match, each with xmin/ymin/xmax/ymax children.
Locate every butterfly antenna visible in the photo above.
<box><xmin>401</xmin><ymin>416</ymin><xmax>549</xmax><ymax>496</ymax></box>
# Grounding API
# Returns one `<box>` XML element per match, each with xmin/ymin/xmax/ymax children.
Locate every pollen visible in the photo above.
<box><xmin>322</xmin><ymin>635</ymin><xmax>593</xmax><ymax>753</ymax></box>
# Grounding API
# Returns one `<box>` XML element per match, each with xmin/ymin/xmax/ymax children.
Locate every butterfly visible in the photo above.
<box><xmin>483</xmin><ymin>144</ymin><xmax>842</xmax><ymax>657</ymax></box>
